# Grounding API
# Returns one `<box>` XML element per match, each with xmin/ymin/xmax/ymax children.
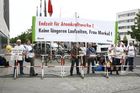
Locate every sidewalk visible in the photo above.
<box><xmin>0</xmin><ymin>68</ymin><xmax>8</xmax><ymax>76</ymax></box>
<box><xmin>1</xmin><ymin>57</ymin><xmax>140</xmax><ymax>93</ymax></box>
<box><xmin>136</xmin><ymin>55</ymin><xmax>140</xmax><ymax>57</ymax></box>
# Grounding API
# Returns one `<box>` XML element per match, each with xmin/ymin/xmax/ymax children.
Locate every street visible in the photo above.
<box><xmin>1</xmin><ymin>56</ymin><xmax>140</xmax><ymax>93</ymax></box>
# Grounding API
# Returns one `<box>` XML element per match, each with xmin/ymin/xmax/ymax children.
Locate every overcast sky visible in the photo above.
<box><xmin>10</xmin><ymin>0</ymin><xmax>140</xmax><ymax>38</ymax></box>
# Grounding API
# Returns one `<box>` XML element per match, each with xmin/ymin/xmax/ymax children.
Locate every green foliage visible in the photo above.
<box><xmin>123</xmin><ymin>35</ymin><xmax>127</xmax><ymax>41</ymax></box>
<box><xmin>123</xmin><ymin>35</ymin><xmax>128</xmax><ymax>46</ymax></box>
<box><xmin>117</xmin><ymin>32</ymin><xmax>121</xmax><ymax>41</ymax></box>
<box><xmin>128</xmin><ymin>12</ymin><xmax>140</xmax><ymax>41</ymax></box>
<box><xmin>10</xmin><ymin>29</ymin><xmax>32</xmax><ymax>44</ymax></box>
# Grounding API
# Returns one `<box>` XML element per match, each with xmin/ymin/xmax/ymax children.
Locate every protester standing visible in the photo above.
<box><xmin>13</xmin><ymin>39</ymin><xmax>25</xmax><ymax>76</ymax></box>
<box><xmin>24</xmin><ymin>40</ymin><xmax>38</xmax><ymax>76</ymax></box>
<box><xmin>114</xmin><ymin>42</ymin><xmax>124</xmax><ymax>75</ymax></box>
<box><xmin>108</xmin><ymin>44</ymin><xmax>115</xmax><ymax>74</ymax></box>
<box><xmin>79</xmin><ymin>43</ymin><xmax>87</xmax><ymax>67</ymax></box>
<box><xmin>70</xmin><ymin>43</ymin><xmax>81</xmax><ymax>76</ymax></box>
<box><xmin>125</xmin><ymin>42</ymin><xmax>136</xmax><ymax>71</ymax></box>
<box><xmin>86</xmin><ymin>43</ymin><xmax>96</xmax><ymax>74</ymax></box>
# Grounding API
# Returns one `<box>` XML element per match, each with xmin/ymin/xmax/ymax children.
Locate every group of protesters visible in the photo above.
<box><xmin>2</xmin><ymin>39</ymin><xmax>137</xmax><ymax>77</ymax></box>
<box><xmin>69</xmin><ymin>41</ymin><xmax>136</xmax><ymax>76</ymax></box>
<box><xmin>108</xmin><ymin>41</ymin><xmax>136</xmax><ymax>75</ymax></box>
<box><xmin>5</xmin><ymin>39</ymin><xmax>38</xmax><ymax>77</ymax></box>
<box><xmin>70</xmin><ymin>42</ymin><xmax>98</xmax><ymax>76</ymax></box>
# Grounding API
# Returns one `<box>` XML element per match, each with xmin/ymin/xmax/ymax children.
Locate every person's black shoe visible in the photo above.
<box><xmin>129</xmin><ymin>69</ymin><xmax>133</xmax><ymax>72</ymax></box>
<box><xmin>20</xmin><ymin>73</ymin><xmax>25</xmax><ymax>75</ymax></box>
<box><xmin>92</xmin><ymin>71</ymin><xmax>95</xmax><ymax>74</ymax></box>
<box><xmin>70</xmin><ymin>73</ymin><xmax>73</xmax><ymax>76</ymax></box>
<box><xmin>30</xmin><ymin>73</ymin><xmax>38</xmax><ymax>77</ymax></box>
<box><xmin>124</xmin><ymin>67</ymin><xmax>126</xmax><ymax>71</ymax></box>
<box><xmin>77</xmin><ymin>72</ymin><xmax>81</xmax><ymax>75</ymax></box>
<box><xmin>34</xmin><ymin>73</ymin><xmax>38</xmax><ymax>76</ymax></box>
<box><xmin>116</xmin><ymin>71</ymin><xmax>119</xmax><ymax>75</ymax></box>
<box><xmin>129</xmin><ymin>70</ymin><xmax>133</xmax><ymax>72</ymax></box>
<box><xmin>110</xmin><ymin>72</ymin><xmax>112</xmax><ymax>75</ymax></box>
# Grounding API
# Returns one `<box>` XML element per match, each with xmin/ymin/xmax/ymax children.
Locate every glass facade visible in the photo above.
<box><xmin>0</xmin><ymin>31</ymin><xmax>8</xmax><ymax>50</ymax></box>
<box><xmin>4</xmin><ymin>0</ymin><xmax>9</xmax><ymax>30</ymax></box>
<box><xmin>0</xmin><ymin>0</ymin><xmax>9</xmax><ymax>53</ymax></box>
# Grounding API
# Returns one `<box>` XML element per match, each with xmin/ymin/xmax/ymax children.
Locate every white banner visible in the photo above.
<box><xmin>33</xmin><ymin>17</ymin><xmax>115</xmax><ymax>44</ymax></box>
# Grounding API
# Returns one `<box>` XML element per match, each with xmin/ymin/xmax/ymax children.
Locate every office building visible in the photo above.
<box><xmin>0</xmin><ymin>0</ymin><xmax>10</xmax><ymax>52</ymax></box>
<box><xmin>117</xmin><ymin>9</ymin><xmax>140</xmax><ymax>44</ymax></box>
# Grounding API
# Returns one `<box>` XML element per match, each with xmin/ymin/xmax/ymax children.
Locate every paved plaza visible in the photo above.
<box><xmin>0</xmin><ymin>57</ymin><xmax>140</xmax><ymax>93</ymax></box>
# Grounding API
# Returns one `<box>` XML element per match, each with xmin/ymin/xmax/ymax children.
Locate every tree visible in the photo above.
<box><xmin>128</xmin><ymin>12</ymin><xmax>140</xmax><ymax>41</ymax></box>
<box><xmin>128</xmin><ymin>12</ymin><xmax>140</xmax><ymax>54</ymax></box>
<box><xmin>10</xmin><ymin>29</ymin><xmax>32</xmax><ymax>44</ymax></box>
<box><xmin>123</xmin><ymin>35</ymin><xmax>128</xmax><ymax>46</ymax></box>
<box><xmin>117</xmin><ymin>33</ymin><xmax>121</xmax><ymax>41</ymax></box>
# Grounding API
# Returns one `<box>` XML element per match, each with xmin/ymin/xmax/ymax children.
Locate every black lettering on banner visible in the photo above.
<box><xmin>37</xmin><ymin>37</ymin><xmax>44</xmax><ymax>40</ymax></box>
<box><xmin>68</xmin><ymin>29</ymin><xmax>88</xmax><ymax>34</ymax></box>
<box><xmin>50</xmin><ymin>28</ymin><xmax>67</xmax><ymax>34</ymax></box>
<box><xmin>98</xmin><ymin>31</ymin><xmax>110</xmax><ymax>36</ymax></box>
<box><xmin>89</xmin><ymin>30</ymin><xmax>97</xmax><ymax>34</ymax></box>
<box><xmin>38</xmin><ymin>28</ymin><xmax>49</xmax><ymax>33</ymax></box>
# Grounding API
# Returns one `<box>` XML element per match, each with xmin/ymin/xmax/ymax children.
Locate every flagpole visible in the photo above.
<box><xmin>75</xmin><ymin>12</ymin><xmax>78</xmax><ymax>45</ymax></box>
<box><xmin>44</xmin><ymin>0</ymin><xmax>47</xmax><ymax>17</ymax></box>
<box><xmin>40</xmin><ymin>0</ymin><xmax>42</xmax><ymax>16</ymax></box>
<box><xmin>60</xmin><ymin>8</ymin><xmax>61</xmax><ymax>18</ymax></box>
<box><xmin>36</xmin><ymin>6</ymin><xmax>38</xmax><ymax>16</ymax></box>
